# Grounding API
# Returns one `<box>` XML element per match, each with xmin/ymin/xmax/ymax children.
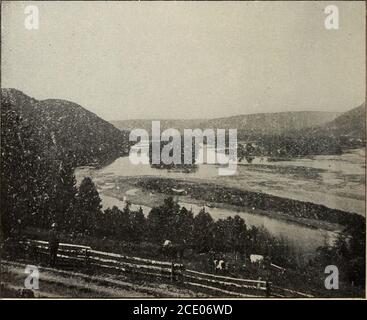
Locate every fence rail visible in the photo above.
<box><xmin>18</xmin><ymin>239</ymin><xmax>312</xmax><ymax>298</ymax></box>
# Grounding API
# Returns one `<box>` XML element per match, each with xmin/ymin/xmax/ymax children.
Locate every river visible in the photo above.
<box><xmin>74</xmin><ymin>146</ymin><xmax>353</xmax><ymax>263</ymax></box>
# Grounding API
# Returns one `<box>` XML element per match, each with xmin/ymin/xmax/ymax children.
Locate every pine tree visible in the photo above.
<box><xmin>173</xmin><ymin>206</ymin><xmax>194</xmax><ymax>245</ymax></box>
<box><xmin>117</xmin><ymin>202</ymin><xmax>131</xmax><ymax>240</ymax></box>
<box><xmin>130</xmin><ymin>207</ymin><xmax>147</xmax><ymax>242</ymax></box>
<box><xmin>1</xmin><ymin>103</ymin><xmax>57</xmax><ymax>236</ymax></box>
<box><xmin>74</xmin><ymin>177</ymin><xmax>102</xmax><ymax>235</ymax></box>
<box><xmin>192</xmin><ymin>208</ymin><xmax>214</xmax><ymax>253</ymax></box>
<box><xmin>147</xmin><ymin>197</ymin><xmax>180</xmax><ymax>243</ymax></box>
<box><xmin>52</xmin><ymin>159</ymin><xmax>78</xmax><ymax>231</ymax></box>
<box><xmin>230</xmin><ymin>215</ymin><xmax>247</xmax><ymax>258</ymax></box>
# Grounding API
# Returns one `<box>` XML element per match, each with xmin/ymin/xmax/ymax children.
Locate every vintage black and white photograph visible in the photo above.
<box><xmin>0</xmin><ymin>1</ymin><xmax>366</xmax><ymax>299</ymax></box>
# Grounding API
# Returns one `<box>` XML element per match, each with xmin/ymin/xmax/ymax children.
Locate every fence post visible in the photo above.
<box><xmin>84</xmin><ymin>249</ymin><xmax>89</xmax><ymax>267</ymax></box>
<box><xmin>177</xmin><ymin>265</ymin><xmax>184</xmax><ymax>283</ymax></box>
<box><xmin>266</xmin><ymin>281</ymin><xmax>271</xmax><ymax>297</ymax></box>
<box><xmin>170</xmin><ymin>262</ymin><xmax>174</xmax><ymax>282</ymax></box>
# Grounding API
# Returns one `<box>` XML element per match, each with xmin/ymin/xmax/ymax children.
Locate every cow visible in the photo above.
<box><xmin>250</xmin><ymin>254</ymin><xmax>264</xmax><ymax>264</ymax></box>
<box><xmin>161</xmin><ymin>240</ymin><xmax>173</xmax><ymax>257</ymax></box>
<box><xmin>213</xmin><ymin>259</ymin><xmax>227</xmax><ymax>274</ymax></box>
<box><xmin>161</xmin><ymin>240</ymin><xmax>186</xmax><ymax>260</ymax></box>
<box><xmin>163</xmin><ymin>240</ymin><xmax>172</xmax><ymax>248</ymax></box>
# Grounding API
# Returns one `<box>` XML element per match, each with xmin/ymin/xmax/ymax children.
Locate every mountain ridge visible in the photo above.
<box><xmin>308</xmin><ymin>103</ymin><xmax>366</xmax><ymax>140</ymax></box>
<box><xmin>1</xmin><ymin>88</ymin><xmax>129</xmax><ymax>167</ymax></box>
<box><xmin>111</xmin><ymin>110</ymin><xmax>341</xmax><ymax>135</ymax></box>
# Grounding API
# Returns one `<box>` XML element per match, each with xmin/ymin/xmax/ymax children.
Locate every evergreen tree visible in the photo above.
<box><xmin>74</xmin><ymin>177</ymin><xmax>102</xmax><ymax>235</ymax></box>
<box><xmin>101</xmin><ymin>206</ymin><xmax>122</xmax><ymax>237</ymax></box>
<box><xmin>117</xmin><ymin>202</ymin><xmax>131</xmax><ymax>240</ymax></box>
<box><xmin>130</xmin><ymin>207</ymin><xmax>147</xmax><ymax>242</ymax></box>
<box><xmin>147</xmin><ymin>197</ymin><xmax>180</xmax><ymax>243</ymax></box>
<box><xmin>213</xmin><ymin>219</ymin><xmax>230</xmax><ymax>252</ymax></box>
<box><xmin>173</xmin><ymin>206</ymin><xmax>194</xmax><ymax>245</ymax></box>
<box><xmin>192</xmin><ymin>208</ymin><xmax>214</xmax><ymax>252</ymax></box>
<box><xmin>1</xmin><ymin>103</ymin><xmax>58</xmax><ymax>236</ymax></box>
<box><xmin>52</xmin><ymin>159</ymin><xmax>78</xmax><ymax>231</ymax></box>
<box><xmin>231</xmin><ymin>215</ymin><xmax>247</xmax><ymax>257</ymax></box>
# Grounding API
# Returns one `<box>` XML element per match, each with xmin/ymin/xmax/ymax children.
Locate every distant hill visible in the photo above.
<box><xmin>207</xmin><ymin>111</ymin><xmax>341</xmax><ymax>137</ymax></box>
<box><xmin>1</xmin><ymin>88</ymin><xmax>129</xmax><ymax>167</ymax></box>
<box><xmin>255</xmin><ymin>104</ymin><xmax>366</xmax><ymax>156</ymax></box>
<box><xmin>111</xmin><ymin>111</ymin><xmax>340</xmax><ymax>136</ymax></box>
<box><xmin>111</xmin><ymin>119</ymin><xmax>205</xmax><ymax>132</ymax></box>
<box><xmin>1</xmin><ymin>88</ymin><xmax>131</xmax><ymax>233</ymax></box>
<box><xmin>310</xmin><ymin>103</ymin><xmax>366</xmax><ymax>140</ymax></box>
<box><xmin>111</xmin><ymin>107</ymin><xmax>363</xmax><ymax>157</ymax></box>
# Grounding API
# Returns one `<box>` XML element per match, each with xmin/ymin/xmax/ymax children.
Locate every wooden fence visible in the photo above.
<box><xmin>20</xmin><ymin>239</ymin><xmax>91</xmax><ymax>267</ymax></box>
<box><xmin>19</xmin><ymin>239</ymin><xmax>313</xmax><ymax>298</ymax></box>
<box><xmin>182</xmin><ymin>269</ymin><xmax>268</xmax><ymax>297</ymax></box>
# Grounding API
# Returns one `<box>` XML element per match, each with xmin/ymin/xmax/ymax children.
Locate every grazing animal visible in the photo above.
<box><xmin>162</xmin><ymin>240</ymin><xmax>173</xmax><ymax>257</ymax></box>
<box><xmin>218</xmin><ymin>260</ymin><xmax>225</xmax><ymax>270</ymax></box>
<box><xmin>161</xmin><ymin>240</ymin><xmax>186</xmax><ymax>260</ymax></box>
<box><xmin>213</xmin><ymin>259</ymin><xmax>218</xmax><ymax>272</ymax></box>
<box><xmin>250</xmin><ymin>254</ymin><xmax>264</xmax><ymax>264</ymax></box>
<box><xmin>163</xmin><ymin>240</ymin><xmax>172</xmax><ymax>248</ymax></box>
<box><xmin>214</xmin><ymin>259</ymin><xmax>226</xmax><ymax>273</ymax></box>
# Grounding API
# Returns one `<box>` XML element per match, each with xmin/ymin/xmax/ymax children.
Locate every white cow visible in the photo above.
<box><xmin>214</xmin><ymin>259</ymin><xmax>226</xmax><ymax>273</ymax></box>
<box><xmin>163</xmin><ymin>240</ymin><xmax>172</xmax><ymax>247</ymax></box>
<box><xmin>162</xmin><ymin>240</ymin><xmax>174</xmax><ymax>258</ymax></box>
<box><xmin>250</xmin><ymin>254</ymin><xmax>264</xmax><ymax>264</ymax></box>
<box><xmin>217</xmin><ymin>260</ymin><xmax>225</xmax><ymax>270</ymax></box>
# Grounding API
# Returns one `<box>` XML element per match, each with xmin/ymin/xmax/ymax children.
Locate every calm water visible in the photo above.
<box><xmin>75</xmin><ymin>148</ymin><xmax>343</xmax><ymax>263</ymax></box>
<box><xmin>76</xmin><ymin>146</ymin><xmax>367</xmax><ymax>262</ymax></box>
<box><xmin>179</xmin><ymin>202</ymin><xmax>337</xmax><ymax>263</ymax></box>
<box><xmin>91</xmin><ymin>189</ymin><xmax>337</xmax><ymax>263</ymax></box>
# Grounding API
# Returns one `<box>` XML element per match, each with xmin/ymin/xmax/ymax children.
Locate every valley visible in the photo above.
<box><xmin>75</xmin><ymin>147</ymin><xmax>365</xmax><ymax>263</ymax></box>
<box><xmin>2</xmin><ymin>89</ymin><xmax>365</xmax><ymax>297</ymax></box>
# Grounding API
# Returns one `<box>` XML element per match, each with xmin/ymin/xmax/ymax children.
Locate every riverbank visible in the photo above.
<box><xmin>101</xmin><ymin>176</ymin><xmax>344</xmax><ymax>233</ymax></box>
<box><xmin>75</xmin><ymin>148</ymin><xmax>365</xmax><ymax>217</ymax></box>
<box><xmin>134</xmin><ymin>176</ymin><xmax>363</xmax><ymax>228</ymax></box>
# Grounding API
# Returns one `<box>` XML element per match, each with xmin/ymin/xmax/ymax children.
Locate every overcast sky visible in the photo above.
<box><xmin>1</xmin><ymin>1</ymin><xmax>365</xmax><ymax>120</ymax></box>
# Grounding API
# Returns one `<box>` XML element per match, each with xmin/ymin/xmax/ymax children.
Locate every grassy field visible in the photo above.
<box><xmin>1</xmin><ymin>260</ymin><xmax>204</xmax><ymax>298</ymax></box>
